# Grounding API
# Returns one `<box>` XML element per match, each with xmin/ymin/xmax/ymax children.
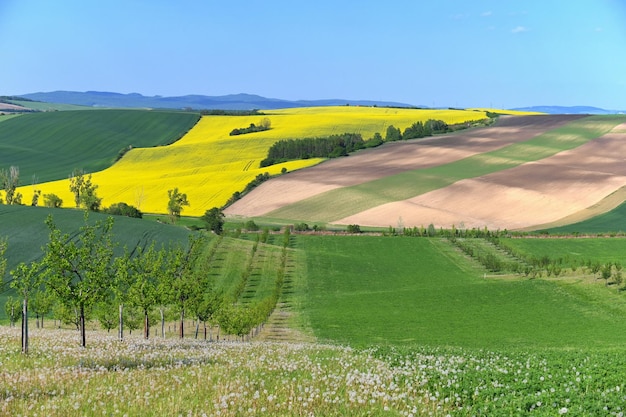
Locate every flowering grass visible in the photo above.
<box><xmin>17</xmin><ymin>107</ymin><xmax>489</xmax><ymax>216</ymax></box>
<box><xmin>2</xmin><ymin>326</ymin><xmax>626</xmax><ymax>416</ymax></box>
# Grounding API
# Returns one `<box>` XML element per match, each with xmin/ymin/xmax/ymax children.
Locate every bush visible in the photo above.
<box><xmin>346</xmin><ymin>224</ymin><xmax>361</xmax><ymax>233</ymax></box>
<box><xmin>103</xmin><ymin>202</ymin><xmax>143</xmax><ymax>218</ymax></box>
<box><xmin>294</xmin><ymin>223</ymin><xmax>310</xmax><ymax>231</ymax></box>
<box><xmin>43</xmin><ymin>193</ymin><xmax>63</xmax><ymax>208</ymax></box>
<box><xmin>244</xmin><ymin>220</ymin><xmax>259</xmax><ymax>231</ymax></box>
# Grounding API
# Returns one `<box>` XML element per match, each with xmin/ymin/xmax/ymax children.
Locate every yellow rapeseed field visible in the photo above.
<box><xmin>18</xmin><ymin>106</ymin><xmax>489</xmax><ymax>216</ymax></box>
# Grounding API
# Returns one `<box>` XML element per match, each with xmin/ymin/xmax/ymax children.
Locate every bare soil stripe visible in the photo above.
<box><xmin>225</xmin><ymin>115</ymin><xmax>584</xmax><ymax>218</ymax></box>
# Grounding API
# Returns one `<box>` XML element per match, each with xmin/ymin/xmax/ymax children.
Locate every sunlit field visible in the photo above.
<box><xmin>17</xmin><ymin>107</ymin><xmax>491</xmax><ymax>216</ymax></box>
<box><xmin>2</xmin><ymin>325</ymin><xmax>626</xmax><ymax>416</ymax></box>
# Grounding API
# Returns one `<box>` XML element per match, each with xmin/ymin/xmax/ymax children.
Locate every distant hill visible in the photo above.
<box><xmin>18</xmin><ymin>91</ymin><xmax>418</xmax><ymax>110</ymax></box>
<box><xmin>512</xmin><ymin>105</ymin><xmax>624</xmax><ymax>115</ymax></box>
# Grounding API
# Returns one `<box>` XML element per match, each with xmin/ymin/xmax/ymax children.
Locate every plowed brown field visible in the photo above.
<box><xmin>225</xmin><ymin>115</ymin><xmax>584</xmax><ymax>219</ymax></box>
<box><xmin>337</xmin><ymin>122</ymin><xmax>626</xmax><ymax>230</ymax></box>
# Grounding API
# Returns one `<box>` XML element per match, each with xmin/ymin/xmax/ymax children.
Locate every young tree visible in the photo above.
<box><xmin>127</xmin><ymin>243</ymin><xmax>165</xmax><ymax>339</ymax></box>
<box><xmin>10</xmin><ymin>260</ymin><xmax>43</xmax><ymax>354</ymax></box>
<box><xmin>1</xmin><ymin>166</ymin><xmax>21</xmax><ymax>205</ymax></box>
<box><xmin>0</xmin><ymin>237</ymin><xmax>6</xmax><ymax>280</ymax></box>
<box><xmin>43</xmin><ymin>193</ymin><xmax>63</xmax><ymax>208</ymax></box>
<box><xmin>167</xmin><ymin>188</ymin><xmax>189</xmax><ymax>223</ymax></box>
<box><xmin>4</xmin><ymin>297</ymin><xmax>21</xmax><ymax>327</ymax></box>
<box><xmin>69</xmin><ymin>169</ymin><xmax>101</xmax><ymax>211</ymax></box>
<box><xmin>166</xmin><ymin>236</ymin><xmax>203</xmax><ymax>338</ymax></box>
<box><xmin>94</xmin><ymin>299</ymin><xmax>117</xmax><ymax>333</ymax></box>
<box><xmin>30</xmin><ymin>290</ymin><xmax>53</xmax><ymax>329</ymax></box>
<box><xmin>42</xmin><ymin>214</ymin><xmax>116</xmax><ymax>347</ymax></box>
<box><xmin>201</xmin><ymin>207</ymin><xmax>225</xmax><ymax>235</ymax></box>
<box><xmin>31</xmin><ymin>189</ymin><xmax>41</xmax><ymax>206</ymax></box>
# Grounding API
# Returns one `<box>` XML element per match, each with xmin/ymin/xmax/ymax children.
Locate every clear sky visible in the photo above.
<box><xmin>1</xmin><ymin>0</ymin><xmax>625</xmax><ymax>109</ymax></box>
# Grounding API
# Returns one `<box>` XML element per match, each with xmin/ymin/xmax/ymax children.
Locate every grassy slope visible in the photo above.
<box><xmin>269</xmin><ymin>115</ymin><xmax>626</xmax><ymax>222</ymax></box>
<box><xmin>500</xmin><ymin>237</ymin><xmax>626</xmax><ymax>267</ymax></box>
<box><xmin>544</xmin><ymin>200</ymin><xmax>626</xmax><ymax>234</ymax></box>
<box><xmin>0</xmin><ymin>205</ymin><xmax>192</xmax><ymax>318</ymax></box>
<box><xmin>297</xmin><ymin>234</ymin><xmax>626</xmax><ymax>349</ymax></box>
<box><xmin>0</xmin><ymin>109</ymin><xmax>200</xmax><ymax>183</ymax></box>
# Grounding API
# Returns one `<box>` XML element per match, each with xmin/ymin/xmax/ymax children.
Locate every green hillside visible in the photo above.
<box><xmin>0</xmin><ymin>205</ymin><xmax>192</xmax><ymax>311</ymax></box>
<box><xmin>0</xmin><ymin>109</ymin><xmax>200</xmax><ymax>183</ymax></box>
<box><xmin>544</xmin><ymin>201</ymin><xmax>626</xmax><ymax>234</ymax></box>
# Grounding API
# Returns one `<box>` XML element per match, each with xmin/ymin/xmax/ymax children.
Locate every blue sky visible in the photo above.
<box><xmin>1</xmin><ymin>0</ymin><xmax>625</xmax><ymax>109</ymax></box>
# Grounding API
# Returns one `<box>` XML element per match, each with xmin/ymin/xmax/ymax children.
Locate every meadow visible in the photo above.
<box><xmin>18</xmin><ymin>107</ymin><xmax>492</xmax><ymax>216</ymax></box>
<box><xmin>297</xmin><ymin>234</ymin><xmax>626</xmax><ymax>349</ymax></box>
<box><xmin>4</xmin><ymin>232</ymin><xmax>626</xmax><ymax>415</ymax></box>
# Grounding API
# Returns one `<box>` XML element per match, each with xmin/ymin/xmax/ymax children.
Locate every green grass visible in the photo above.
<box><xmin>296</xmin><ymin>234</ymin><xmax>626</xmax><ymax>349</ymax></box>
<box><xmin>270</xmin><ymin>115</ymin><xmax>626</xmax><ymax>222</ymax></box>
<box><xmin>0</xmin><ymin>109</ymin><xmax>200</xmax><ymax>183</ymax></box>
<box><xmin>499</xmin><ymin>236</ymin><xmax>626</xmax><ymax>267</ymax></box>
<box><xmin>0</xmin><ymin>204</ymin><xmax>192</xmax><ymax>318</ymax></box>
<box><xmin>545</xmin><ymin>200</ymin><xmax>626</xmax><ymax>234</ymax></box>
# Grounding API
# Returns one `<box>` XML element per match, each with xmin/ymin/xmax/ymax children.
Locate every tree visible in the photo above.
<box><xmin>104</xmin><ymin>202</ymin><xmax>143</xmax><ymax>218</ymax></box>
<box><xmin>0</xmin><ymin>237</ymin><xmax>6</xmax><ymax>280</ymax></box>
<box><xmin>30</xmin><ymin>290</ymin><xmax>53</xmax><ymax>329</ymax></box>
<box><xmin>94</xmin><ymin>300</ymin><xmax>117</xmax><ymax>333</ymax></box>
<box><xmin>10</xmin><ymin>260</ymin><xmax>43</xmax><ymax>354</ymax></box>
<box><xmin>385</xmin><ymin>125</ymin><xmax>402</xmax><ymax>142</ymax></box>
<box><xmin>127</xmin><ymin>243</ymin><xmax>166</xmax><ymax>339</ymax></box>
<box><xmin>69</xmin><ymin>169</ymin><xmax>101</xmax><ymax>211</ymax></box>
<box><xmin>43</xmin><ymin>193</ymin><xmax>63</xmax><ymax>208</ymax></box>
<box><xmin>601</xmin><ymin>263</ymin><xmax>612</xmax><ymax>286</ymax></box>
<box><xmin>4</xmin><ymin>297</ymin><xmax>21</xmax><ymax>327</ymax></box>
<box><xmin>165</xmin><ymin>236</ymin><xmax>204</xmax><ymax>338</ymax></box>
<box><xmin>42</xmin><ymin>213</ymin><xmax>116</xmax><ymax>347</ymax></box>
<box><xmin>167</xmin><ymin>188</ymin><xmax>189</xmax><ymax>223</ymax></box>
<box><xmin>1</xmin><ymin>166</ymin><xmax>21</xmax><ymax>205</ymax></box>
<box><xmin>201</xmin><ymin>207</ymin><xmax>225</xmax><ymax>235</ymax></box>
<box><xmin>31</xmin><ymin>189</ymin><xmax>41</xmax><ymax>206</ymax></box>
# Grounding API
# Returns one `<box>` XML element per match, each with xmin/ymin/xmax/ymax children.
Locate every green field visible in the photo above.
<box><xmin>297</xmin><ymin>234</ymin><xmax>626</xmax><ymax>349</ymax></box>
<box><xmin>269</xmin><ymin>115</ymin><xmax>626</xmax><ymax>222</ymax></box>
<box><xmin>500</xmin><ymin>236</ymin><xmax>626</xmax><ymax>268</ymax></box>
<box><xmin>545</xmin><ymin>201</ymin><xmax>626</xmax><ymax>234</ymax></box>
<box><xmin>0</xmin><ymin>109</ymin><xmax>200</xmax><ymax>183</ymax></box>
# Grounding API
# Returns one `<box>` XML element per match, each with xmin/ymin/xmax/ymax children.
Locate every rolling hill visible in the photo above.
<box><xmin>8</xmin><ymin>106</ymin><xmax>491</xmax><ymax>216</ymax></box>
<box><xmin>18</xmin><ymin>91</ymin><xmax>417</xmax><ymax>110</ymax></box>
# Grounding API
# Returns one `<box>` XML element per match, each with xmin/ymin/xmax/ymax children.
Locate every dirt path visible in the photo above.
<box><xmin>255</xmin><ymin>302</ymin><xmax>316</xmax><ymax>343</ymax></box>
<box><xmin>225</xmin><ymin>115</ymin><xmax>584</xmax><ymax>217</ymax></box>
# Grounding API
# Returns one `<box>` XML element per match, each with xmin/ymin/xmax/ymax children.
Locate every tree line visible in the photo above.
<box><xmin>259</xmin><ymin>119</ymin><xmax>453</xmax><ymax>167</ymax></box>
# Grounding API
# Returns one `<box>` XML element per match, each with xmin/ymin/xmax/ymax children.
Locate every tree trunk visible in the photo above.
<box><xmin>160</xmin><ymin>307</ymin><xmax>165</xmax><ymax>338</ymax></box>
<box><xmin>204</xmin><ymin>322</ymin><xmax>207</xmax><ymax>340</ymax></box>
<box><xmin>195</xmin><ymin>320</ymin><xmax>199</xmax><ymax>339</ymax></box>
<box><xmin>144</xmin><ymin>309</ymin><xmax>150</xmax><ymax>340</ymax></box>
<box><xmin>79</xmin><ymin>304</ymin><xmax>86</xmax><ymax>348</ymax></box>
<box><xmin>118</xmin><ymin>303</ymin><xmax>124</xmax><ymax>341</ymax></box>
<box><xmin>21</xmin><ymin>298</ymin><xmax>28</xmax><ymax>354</ymax></box>
<box><xmin>179</xmin><ymin>308</ymin><xmax>184</xmax><ymax>339</ymax></box>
